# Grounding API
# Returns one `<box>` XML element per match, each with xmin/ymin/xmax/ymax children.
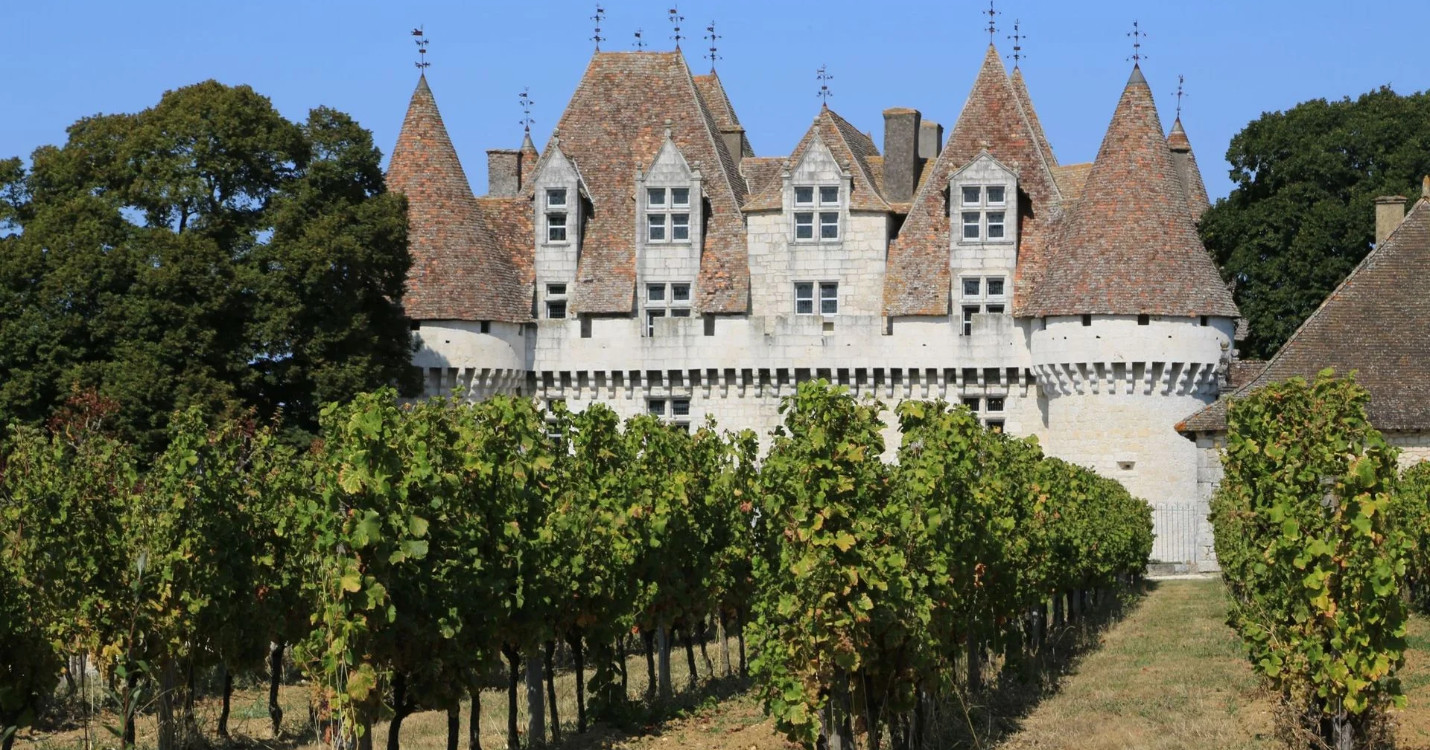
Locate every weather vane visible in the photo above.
<box><xmin>1008</xmin><ymin>19</ymin><xmax>1024</xmax><ymax>67</ymax></box>
<box><xmin>634</xmin><ymin>27</ymin><xmax>646</xmax><ymax>50</ymax></box>
<box><xmin>519</xmin><ymin>87</ymin><xmax>535</xmax><ymax>135</ymax></box>
<box><xmin>1174</xmin><ymin>74</ymin><xmax>1186</xmax><ymax>117</ymax></box>
<box><xmin>591</xmin><ymin>5</ymin><xmax>605</xmax><ymax>51</ymax></box>
<box><xmin>704</xmin><ymin>20</ymin><xmax>721</xmax><ymax>71</ymax></box>
<box><xmin>1127</xmin><ymin>20</ymin><xmax>1147</xmax><ymax>64</ymax></box>
<box><xmin>984</xmin><ymin>1</ymin><xmax>1000</xmax><ymax>45</ymax></box>
<box><xmin>411</xmin><ymin>27</ymin><xmax>430</xmax><ymax>72</ymax></box>
<box><xmin>669</xmin><ymin>6</ymin><xmax>685</xmax><ymax>48</ymax></box>
<box><xmin>816</xmin><ymin>64</ymin><xmax>833</xmax><ymax>107</ymax></box>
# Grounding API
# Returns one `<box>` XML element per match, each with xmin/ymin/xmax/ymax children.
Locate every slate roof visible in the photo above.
<box><xmin>743</xmin><ymin>107</ymin><xmax>891</xmax><ymax>212</ymax></box>
<box><xmin>388</xmin><ymin>75</ymin><xmax>530</xmax><ymax>323</ymax></box>
<box><xmin>1011</xmin><ymin>66</ymin><xmax>1058</xmax><ymax>168</ymax></box>
<box><xmin>1168</xmin><ymin>118</ymin><xmax>1211</xmax><ymax>220</ymax></box>
<box><xmin>1027</xmin><ymin>66</ymin><xmax>1238</xmax><ymax>318</ymax></box>
<box><xmin>885</xmin><ymin>45</ymin><xmax>1063</xmax><ymax>317</ymax></box>
<box><xmin>1179</xmin><ymin>198</ymin><xmax>1430</xmax><ymax>433</ymax></box>
<box><xmin>534</xmin><ymin>52</ymin><xmax>750</xmax><ymax>314</ymax></box>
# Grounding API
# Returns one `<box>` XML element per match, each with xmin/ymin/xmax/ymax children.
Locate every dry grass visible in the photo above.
<box><xmin>17</xmin><ymin>583</ymin><xmax>1430</xmax><ymax>749</ymax></box>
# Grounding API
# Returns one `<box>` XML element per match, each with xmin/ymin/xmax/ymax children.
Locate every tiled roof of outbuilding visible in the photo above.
<box><xmin>1179</xmin><ymin>198</ymin><xmax>1430</xmax><ymax>433</ymax></box>
<box><xmin>884</xmin><ymin>45</ymin><xmax>1063</xmax><ymax>317</ymax></box>
<box><xmin>1028</xmin><ymin>66</ymin><xmax>1238</xmax><ymax>318</ymax></box>
<box><xmin>534</xmin><ymin>52</ymin><xmax>750</xmax><ymax>314</ymax></box>
<box><xmin>743</xmin><ymin>107</ymin><xmax>891</xmax><ymax>212</ymax></box>
<box><xmin>388</xmin><ymin>75</ymin><xmax>530</xmax><ymax>323</ymax></box>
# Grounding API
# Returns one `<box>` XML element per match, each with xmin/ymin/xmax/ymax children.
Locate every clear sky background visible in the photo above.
<box><xmin>4</xmin><ymin>1</ymin><xmax>1429</xmax><ymax>201</ymax></box>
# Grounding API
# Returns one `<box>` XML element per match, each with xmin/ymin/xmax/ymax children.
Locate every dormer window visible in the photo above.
<box><xmin>646</xmin><ymin>187</ymin><xmax>692</xmax><ymax>243</ymax></box>
<box><xmin>545</xmin><ymin>189</ymin><xmax>569</xmax><ymax>243</ymax></box>
<box><xmin>959</xmin><ymin>185</ymin><xmax>1009</xmax><ymax>242</ymax></box>
<box><xmin>794</xmin><ymin>184</ymin><xmax>841</xmax><ymax>242</ymax></box>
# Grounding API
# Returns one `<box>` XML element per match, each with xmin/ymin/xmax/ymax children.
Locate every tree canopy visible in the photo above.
<box><xmin>0</xmin><ymin>80</ymin><xmax>419</xmax><ymax>451</ymax></box>
<box><xmin>1200</xmin><ymin>86</ymin><xmax>1430</xmax><ymax>359</ymax></box>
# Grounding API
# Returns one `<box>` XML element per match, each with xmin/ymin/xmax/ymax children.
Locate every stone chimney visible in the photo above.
<box><xmin>882</xmin><ymin>107</ymin><xmax>921</xmax><ymax>203</ymax></box>
<box><xmin>1375</xmin><ymin>195</ymin><xmax>1407</xmax><ymax>245</ymax></box>
<box><xmin>720</xmin><ymin>126</ymin><xmax>747</xmax><ymax>168</ymax></box>
<box><xmin>918</xmin><ymin>120</ymin><xmax>943</xmax><ymax>160</ymax></box>
<box><xmin>487</xmin><ymin>149</ymin><xmax>522</xmax><ymax>197</ymax></box>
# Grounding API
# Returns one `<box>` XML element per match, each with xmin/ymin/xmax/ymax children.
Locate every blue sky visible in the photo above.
<box><xmin>4</xmin><ymin>1</ymin><xmax>1428</xmax><ymax>200</ymax></box>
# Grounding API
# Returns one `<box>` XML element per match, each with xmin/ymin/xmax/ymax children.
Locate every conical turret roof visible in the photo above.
<box><xmin>1011</xmin><ymin>66</ymin><xmax>1057</xmax><ymax>168</ymax></box>
<box><xmin>1028</xmin><ymin>66</ymin><xmax>1237</xmax><ymax>318</ymax></box>
<box><xmin>388</xmin><ymin>75</ymin><xmax>529</xmax><ymax>322</ymax></box>
<box><xmin>1167</xmin><ymin>117</ymin><xmax>1210</xmax><ymax>220</ymax></box>
<box><xmin>885</xmin><ymin>45</ymin><xmax>1062</xmax><ymax>317</ymax></box>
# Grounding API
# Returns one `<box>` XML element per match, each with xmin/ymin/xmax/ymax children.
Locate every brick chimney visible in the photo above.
<box><xmin>1375</xmin><ymin>195</ymin><xmax>1407</xmax><ymax>245</ymax></box>
<box><xmin>882</xmin><ymin>108</ymin><xmax>921</xmax><ymax>203</ymax></box>
<box><xmin>487</xmin><ymin>149</ymin><xmax>522</xmax><ymax>197</ymax></box>
<box><xmin>918</xmin><ymin>120</ymin><xmax>943</xmax><ymax>160</ymax></box>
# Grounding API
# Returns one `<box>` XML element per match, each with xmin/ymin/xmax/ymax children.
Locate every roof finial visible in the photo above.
<box><xmin>411</xmin><ymin>26</ymin><xmax>430</xmax><ymax>73</ymax></box>
<box><xmin>1422</xmin><ymin>175</ymin><xmax>1429</xmax><ymax>199</ymax></box>
<box><xmin>669</xmin><ymin>6</ymin><xmax>684</xmax><ymax>49</ymax></box>
<box><xmin>591</xmin><ymin>5</ymin><xmax>605</xmax><ymax>51</ymax></box>
<box><xmin>984</xmin><ymin>1</ymin><xmax>1000</xmax><ymax>45</ymax></box>
<box><xmin>1127</xmin><ymin>20</ymin><xmax>1147</xmax><ymax>64</ymax></box>
<box><xmin>816</xmin><ymin>64</ymin><xmax>834</xmax><ymax>108</ymax></box>
<box><xmin>519</xmin><ymin>87</ymin><xmax>535</xmax><ymax>135</ymax></box>
<box><xmin>634</xmin><ymin>27</ymin><xmax>646</xmax><ymax>50</ymax></box>
<box><xmin>1007</xmin><ymin>18</ymin><xmax>1024</xmax><ymax>67</ymax></box>
<box><xmin>704</xmin><ymin>20</ymin><xmax>721</xmax><ymax>72</ymax></box>
<box><xmin>1174</xmin><ymin>74</ymin><xmax>1186</xmax><ymax>118</ymax></box>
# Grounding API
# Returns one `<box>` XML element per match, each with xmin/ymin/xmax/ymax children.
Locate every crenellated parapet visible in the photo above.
<box><xmin>1033</xmin><ymin>359</ymin><xmax>1220</xmax><ymax>398</ymax></box>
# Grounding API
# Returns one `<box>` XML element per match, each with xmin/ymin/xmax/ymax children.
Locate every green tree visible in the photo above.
<box><xmin>0</xmin><ymin>80</ymin><xmax>418</xmax><ymax>452</ymax></box>
<box><xmin>1201</xmin><ymin>87</ymin><xmax>1430</xmax><ymax>358</ymax></box>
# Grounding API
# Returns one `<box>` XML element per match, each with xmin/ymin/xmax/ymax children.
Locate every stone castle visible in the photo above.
<box><xmin>388</xmin><ymin>42</ymin><xmax>1246</xmax><ymax>571</ymax></box>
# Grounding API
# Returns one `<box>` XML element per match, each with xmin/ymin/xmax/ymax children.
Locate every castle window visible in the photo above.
<box><xmin>646</xmin><ymin>188</ymin><xmax>691</xmax><ymax>244</ymax></box>
<box><xmin>794</xmin><ymin>282</ymin><xmax>839</xmax><ymax>316</ymax></box>
<box><xmin>987</xmin><ymin>397</ymin><xmax>1005</xmax><ymax>412</ymax></box>
<box><xmin>962</xmin><ymin>397</ymin><xmax>980</xmax><ymax>412</ymax></box>
<box><xmin>958</xmin><ymin>275</ymin><xmax>1008</xmax><ymax>335</ymax></box>
<box><xmin>644</xmin><ymin>282</ymin><xmax>692</xmax><ymax>336</ymax></box>
<box><xmin>1138</xmin><ymin>314</ymin><xmax>1150</xmax><ymax>326</ymax></box>
<box><xmin>547</xmin><ymin>212</ymin><xmax>568</xmax><ymax>243</ymax></box>
<box><xmin>545</xmin><ymin>283</ymin><xmax>568</xmax><ymax>319</ymax></box>
<box><xmin>793</xmin><ymin>184</ymin><xmax>841</xmax><ymax>242</ymax></box>
<box><xmin>955</xmin><ymin>183</ymin><xmax>1015</xmax><ymax>244</ymax></box>
<box><xmin>986</xmin><ymin>420</ymin><xmax>1005</xmax><ymax>434</ymax></box>
<box><xmin>547</xmin><ymin>189</ymin><xmax>567</xmax><ymax>208</ymax></box>
<box><xmin>647</xmin><ymin>397</ymin><xmax>692</xmax><ymax>431</ymax></box>
<box><xmin>1081</xmin><ymin>314</ymin><xmax>1093</xmax><ymax>326</ymax></box>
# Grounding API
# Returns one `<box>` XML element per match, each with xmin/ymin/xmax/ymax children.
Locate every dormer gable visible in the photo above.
<box><xmin>638</xmin><ymin>134</ymin><xmax>704</xmax><ymax>248</ymax></box>
<box><xmin>782</xmin><ymin>135</ymin><xmax>852</xmax><ymax>245</ymax></box>
<box><xmin>949</xmin><ymin>151</ymin><xmax>1019</xmax><ymax>248</ymax></box>
<box><xmin>532</xmin><ymin>142</ymin><xmax>586</xmax><ymax>250</ymax></box>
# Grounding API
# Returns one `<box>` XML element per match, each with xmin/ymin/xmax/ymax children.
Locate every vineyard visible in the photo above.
<box><xmin>0</xmin><ymin>380</ymin><xmax>1153</xmax><ymax>750</ymax></box>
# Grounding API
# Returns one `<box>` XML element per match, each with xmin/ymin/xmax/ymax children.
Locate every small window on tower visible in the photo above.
<box><xmin>1082</xmin><ymin>314</ymin><xmax>1093</xmax><ymax>326</ymax></box>
<box><xmin>962</xmin><ymin>212</ymin><xmax>981</xmax><ymax>240</ymax></box>
<box><xmin>547</xmin><ymin>189</ymin><xmax>567</xmax><ymax>208</ymax></box>
<box><xmin>962</xmin><ymin>397</ymin><xmax>980</xmax><ymax>412</ymax></box>
<box><xmin>986</xmin><ymin>211</ymin><xmax>1006</xmax><ymax>239</ymax></box>
<box><xmin>547</xmin><ymin>213</ymin><xmax>568</xmax><ymax>243</ymax></box>
<box><xmin>1138</xmin><ymin>314</ymin><xmax>1150</xmax><ymax>326</ymax></box>
<box><xmin>794</xmin><ymin>282</ymin><xmax>815</xmax><ymax>315</ymax></box>
<box><xmin>962</xmin><ymin>278</ymin><xmax>981</xmax><ymax>297</ymax></box>
<box><xmin>545</xmin><ymin>283</ymin><xmax>568</xmax><ymax>319</ymax></box>
<box><xmin>986</xmin><ymin>277</ymin><xmax>1005</xmax><ymax>297</ymax></box>
<box><xmin>671</xmin><ymin>213</ymin><xmax>690</xmax><ymax>241</ymax></box>
<box><xmin>647</xmin><ymin>214</ymin><xmax>667</xmax><ymax>242</ymax></box>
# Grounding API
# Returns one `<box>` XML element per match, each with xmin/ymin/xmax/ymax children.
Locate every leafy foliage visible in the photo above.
<box><xmin>1211</xmin><ymin>370</ymin><xmax>1409</xmax><ymax>743</ymax></box>
<box><xmin>1201</xmin><ymin>87</ymin><xmax>1430</xmax><ymax>358</ymax></box>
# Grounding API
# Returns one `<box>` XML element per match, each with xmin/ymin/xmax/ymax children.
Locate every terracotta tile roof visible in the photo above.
<box><xmin>388</xmin><ymin>75</ymin><xmax>529</xmax><ymax>323</ymax></box>
<box><xmin>1167</xmin><ymin>118</ymin><xmax>1211</xmax><ymax>221</ymax></box>
<box><xmin>885</xmin><ymin>45</ymin><xmax>1063</xmax><ymax>317</ymax></box>
<box><xmin>742</xmin><ymin>107</ymin><xmax>891</xmax><ymax>212</ymax></box>
<box><xmin>1011</xmin><ymin>66</ymin><xmax>1058</xmax><ymax>168</ymax></box>
<box><xmin>1028</xmin><ymin>66</ymin><xmax>1238</xmax><ymax>318</ymax></box>
<box><xmin>534</xmin><ymin>52</ymin><xmax>750</xmax><ymax>314</ymax></box>
<box><xmin>1179</xmin><ymin>199</ymin><xmax>1430</xmax><ymax>433</ymax></box>
<box><xmin>1227</xmin><ymin>360</ymin><xmax>1267</xmax><ymax>389</ymax></box>
<box><xmin>739</xmin><ymin>157</ymin><xmax>784</xmax><ymax>203</ymax></box>
<box><xmin>1051</xmin><ymin>163</ymin><xmax>1093</xmax><ymax>202</ymax></box>
<box><xmin>693</xmin><ymin>72</ymin><xmax>755</xmax><ymax>158</ymax></box>
<box><xmin>474</xmin><ymin>196</ymin><xmax>535</xmax><ymax>312</ymax></box>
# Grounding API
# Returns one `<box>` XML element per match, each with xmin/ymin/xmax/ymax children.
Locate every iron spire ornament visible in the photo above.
<box><xmin>519</xmin><ymin>87</ymin><xmax>535</xmax><ymax>135</ymax></box>
<box><xmin>816</xmin><ymin>64</ymin><xmax>833</xmax><ymax>107</ymax></box>
<box><xmin>591</xmin><ymin>4</ymin><xmax>605</xmax><ymax>51</ymax></box>
<box><xmin>634</xmin><ymin>27</ymin><xmax>646</xmax><ymax>50</ymax></box>
<box><xmin>669</xmin><ymin>6</ymin><xmax>684</xmax><ymax>48</ymax></box>
<box><xmin>1174</xmin><ymin>74</ymin><xmax>1186</xmax><ymax>118</ymax></box>
<box><xmin>984</xmin><ymin>1</ymin><xmax>1000</xmax><ymax>44</ymax></box>
<box><xmin>1127</xmin><ymin>20</ymin><xmax>1147</xmax><ymax>64</ymax></box>
<box><xmin>704</xmin><ymin>20</ymin><xmax>721</xmax><ymax>71</ymax></box>
<box><xmin>1008</xmin><ymin>19</ymin><xmax>1025</xmax><ymax>67</ymax></box>
<box><xmin>411</xmin><ymin>26</ymin><xmax>430</xmax><ymax>72</ymax></box>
